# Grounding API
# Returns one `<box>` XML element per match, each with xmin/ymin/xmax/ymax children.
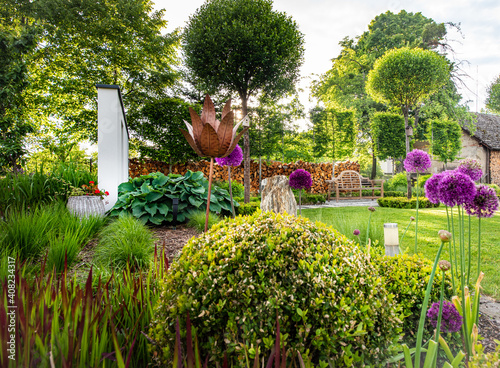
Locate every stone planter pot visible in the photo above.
<box><xmin>67</xmin><ymin>195</ymin><xmax>105</xmax><ymax>218</ymax></box>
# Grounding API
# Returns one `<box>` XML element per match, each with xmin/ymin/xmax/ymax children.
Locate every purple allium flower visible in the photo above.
<box><xmin>368</xmin><ymin>206</ymin><xmax>376</xmax><ymax>212</ymax></box>
<box><xmin>215</xmin><ymin>144</ymin><xmax>243</xmax><ymax>167</ymax></box>
<box><xmin>463</xmin><ymin>185</ymin><xmax>500</xmax><ymax>218</ymax></box>
<box><xmin>424</xmin><ymin>172</ymin><xmax>445</xmax><ymax>204</ymax></box>
<box><xmin>437</xmin><ymin>171</ymin><xmax>476</xmax><ymax>207</ymax></box>
<box><xmin>427</xmin><ymin>301</ymin><xmax>463</xmax><ymax>333</ymax></box>
<box><xmin>404</xmin><ymin>149</ymin><xmax>432</xmax><ymax>173</ymax></box>
<box><xmin>456</xmin><ymin>158</ymin><xmax>483</xmax><ymax>182</ymax></box>
<box><xmin>353</xmin><ymin>229</ymin><xmax>360</xmax><ymax>236</ymax></box>
<box><xmin>289</xmin><ymin>169</ymin><xmax>312</xmax><ymax>190</ymax></box>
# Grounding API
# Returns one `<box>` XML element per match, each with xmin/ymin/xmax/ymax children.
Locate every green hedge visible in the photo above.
<box><xmin>236</xmin><ymin>202</ymin><xmax>260</xmax><ymax>216</ymax></box>
<box><xmin>377</xmin><ymin>197</ymin><xmax>439</xmax><ymax>209</ymax></box>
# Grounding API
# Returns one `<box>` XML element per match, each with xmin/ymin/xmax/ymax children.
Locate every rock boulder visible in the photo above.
<box><xmin>260</xmin><ymin>175</ymin><xmax>297</xmax><ymax>216</ymax></box>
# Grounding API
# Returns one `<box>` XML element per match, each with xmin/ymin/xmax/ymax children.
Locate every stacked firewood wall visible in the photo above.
<box><xmin>129</xmin><ymin>159</ymin><xmax>360</xmax><ymax>194</ymax></box>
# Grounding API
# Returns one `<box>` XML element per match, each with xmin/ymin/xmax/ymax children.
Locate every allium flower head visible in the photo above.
<box><xmin>368</xmin><ymin>206</ymin><xmax>376</xmax><ymax>212</ymax></box>
<box><xmin>424</xmin><ymin>172</ymin><xmax>445</xmax><ymax>204</ymax></box>
<box><xmin>427</xmin><ymin>301</ymin><xmax>463</xmax><ymax>333</ymax></box>
<box><xmin>439</xmin><ymin>260</ymin><xmax>451</xmax><ymax>272</ymax></box>
<box><xmin>353</xmin><ymin>229</ymin><xmax>360</xmax><ymax>236</ymax></box>
<box><xmin>438</xmin><ymin>230</ymin><xmax>452</xmax><ymax>243</ymax></box>
<box><xmin>438</xmin><ymin>171</ymin><xmax>476</xmax><ymax>207</ymax></box>
<box><xmin>404</xmin><ymin>149</ymin><xmax>432</xmax><ymax>173</ymax></box>
<box><xmin>457</xmin><ymin>158</ymin><xmax>483</xmax><ymax>182</ymax></box>
<box><xmin>410</xmin><ymin>216</ymin><xmax>415</xmax><ymax>221</ymax></box>
<box><xmin>215</xmin><ymin>144</ymin><xmax>243</xmax><ymax>167</ymax></box>
<box><xmin>463</xmin><ymin>185</ymin><xmax>499</xmax><ymax>218</ymax></box>
<box><xmin>289</xmin><ymin>169</ymin><xmax>312</xmax><ymax>190</ymax></box>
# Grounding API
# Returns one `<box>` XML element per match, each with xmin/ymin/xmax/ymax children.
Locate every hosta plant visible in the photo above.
<box><xmin>109</xmin><ymin>171</ymin><xmax>235</xmax><ymax>225</ymax></box>
<box><xmin>149</xmin><ymin>211</ymin><xmax>402</xmax><ymax>366</ymax></box>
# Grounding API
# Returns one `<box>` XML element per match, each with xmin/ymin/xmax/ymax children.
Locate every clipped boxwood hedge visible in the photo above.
<box><xmin>109</xmin><ymin>171</ymin><xmax>236</xmax><ymax>225</ymax></box>
<box><xmin>236</xmin><ymin>201</ymin><xmax>260</xmax><ymax>215</ymax></box>
<box><xmin>377</xmin><ymin>196</ymin><xmax>439</xmax><ymax>209</ymax></box>
<box><xmin>149</xmin><ymin>211</ymin><xmax>402</xmax><ymax>366</ymax></box>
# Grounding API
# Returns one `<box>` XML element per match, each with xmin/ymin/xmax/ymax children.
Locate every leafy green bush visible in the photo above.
<box><xmin>373</xmin><ymin>254</ymin><xmax>453</xmax><ymax>345</ymax></box>
<box><xmin>233</xmin><ymin>196</ymin><xmax>260</xmax><ymax>203</ymax></box>
<box><xmin>384</xmin><ymin>190</ymin><xmax>406</xmax><ymax>197</ymax></box>
<box><xmin>186</xmin><ymin>210</ymin><xmax>222</xmax><ymax>232</ymax></box>
<box><xmin>236</xmin><ymin>201</ymin><xmax>260</xmax><ymax>215</ymax></box>
<box><xmin>417</xmin><ymin>174</ymin><xmax>432</xmax><ymax>188</ymax></box>
<box><xmin>469</xmin><ymin>341</ymin><xmax>500</xmax><ymax>367</ymax></box>
<box><xmin>385</xmin><ymin>172</ymin><xmax>408</xmax><ymax>191</ymax></box>
<box><xmin>377</xmin><ymin>197</ymin><xmax>439</xmax><ymax>209</ymax></box>
<box><xmin>110</xmin><ymin>171</ymin><xmax>236</xmax><ymax>225</ymax></box>
<box><xmin>293</xmin><ymin>191</ymin><xmax>326</xmax><ymax>204</ymax></box>
<box><xmin>214</xmin><ymin>179</ymin><xmax>244</xmax><ymax>198</ymax></box>
<box><xmin>149</xmin><ymin>211</ymin><xmax>402</xmax><ymax>366</ymax></box>
<box><xmin>94</xmin><ymin>215</ymin><xmax>155</xmax><ymax>271</ymax></box>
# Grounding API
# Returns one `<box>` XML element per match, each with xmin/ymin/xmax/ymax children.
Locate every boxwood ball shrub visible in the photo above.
<box><xmin>150</xmin><ymin>211</ymin><xmax>402</xmax><ymax>366</ymax></box>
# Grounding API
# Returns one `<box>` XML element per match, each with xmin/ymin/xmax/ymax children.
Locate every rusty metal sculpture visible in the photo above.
<box><xmin>180</xmin><ymin>94</ymin><xmax>248</xmax><ymax>231</ymax></box>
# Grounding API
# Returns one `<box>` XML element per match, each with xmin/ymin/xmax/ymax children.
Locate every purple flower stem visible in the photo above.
<box><xmin>433</xmin><ymin>271</ymin><xmax>446</xmax><ymax>366</ymax></box>
<box><xmin>228</xmin><ymin>166</ymin><xmax>235</xmax><ymax>218</ymax></box>
<box><xmin>467</xmin><ymin>214</ymin><xmax>471</xmax><ymax>285</ymax></box>
<box><xmin>299</xmin><ymin>189</ymin><xmax>302</xmax><ymax>216</ymax></box>
<box><xmin>445</xmin><ymin>206</ymin><xmax>456</xmax><ymax>291</ymax></box>
<box><xmin>457</xmin><ymin>207</ymin><xmax>471</xmax><ymax>354</ymax></box>
<box><xmin>414</xmin><ymin>173</ymin><xmax>420</xmax><ymax>253</ymax></box>
<box><xmin>451</xmin><ymin>207</ymin><xmax>459</xmax><ymax>283</ymax></box>
<box><xmin>415</xmin><ymin>240</ymin><xmax>446</xmax><ymax>368</ymax></box>
<box><xmin>400</xmin><ymin>220</ymin><xmax>412</xmax><ymax>245</ymax></box>
<box><xmin>478</xmin><ymin>217</ymin><xmax>481</xmax><ymax>281</ymax></box>
<box><xmin>366</xmin><ymin>211</ymin><xmax>372</xmax><ymax>246</ymax></box>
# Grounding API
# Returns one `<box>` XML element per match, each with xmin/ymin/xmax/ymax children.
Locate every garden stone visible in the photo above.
<box><xmin>260</xmin><ymin>175</ymin><xmax>297</xmax><ymax>216</ymax></box>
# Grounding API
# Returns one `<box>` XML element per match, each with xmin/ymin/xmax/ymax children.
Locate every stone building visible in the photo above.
<box><xmin>423</xmin><ymin>113</ymin><xmax>500</xmax><ymax>185</ymax></box>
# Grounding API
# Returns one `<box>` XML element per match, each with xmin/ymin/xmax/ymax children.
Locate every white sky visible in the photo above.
<box><xmin>154</xmin><ymin>0</ymin><xmax>500</xmax><ymax>118</ymax></box>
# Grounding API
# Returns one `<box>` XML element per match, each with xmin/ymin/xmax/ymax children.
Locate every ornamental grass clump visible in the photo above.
<box><xmin>404</xmin><ymin>149</ymin><xmax>432</xmax><ymax>253</ymax></box>
<box><xmin>149</xmin><ymin>211</ymin><xmax>402</xmax><ymax>366</ymax></box>
<box><xmin>289</xmin><ymin>169</ymin><xmax>312</xmax><ymax>215</ymax></box>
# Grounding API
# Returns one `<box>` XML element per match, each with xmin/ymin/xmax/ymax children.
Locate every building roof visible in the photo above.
<box><xmin>463</xmin><ymin>113</ymin><xmax>500</xmax><ymax>150</ymax></box>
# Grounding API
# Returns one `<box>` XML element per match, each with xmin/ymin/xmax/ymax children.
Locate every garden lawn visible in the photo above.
<box><xmin>302</xmin><ymin>206</ymin><xmax>500</xmax><ymax>299</ymax></box>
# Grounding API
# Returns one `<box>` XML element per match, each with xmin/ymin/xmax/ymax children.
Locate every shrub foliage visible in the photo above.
<box><xmin>110</xmin><ymin>171</ymin><xmax>236</xmax><ymax>225</ymax></box>
<box><xmin>150</xmin><ymin>211</ymin><xmax>402</xmax><ymax>366</ymax></box>
<box><xmin>377</xmin><ymin>197</ymin><xmax>439</xmax><ymax>209</ymax></box>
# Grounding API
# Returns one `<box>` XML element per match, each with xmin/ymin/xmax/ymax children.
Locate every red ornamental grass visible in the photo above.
<box><xmin>289</xmin><ymin>169</ymin><xmax>312</xmax><ymax>190</ymax></box>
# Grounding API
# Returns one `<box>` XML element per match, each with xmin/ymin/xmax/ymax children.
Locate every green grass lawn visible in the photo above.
<box><xmin>301</xmin><ymin>206</ymin><xmax>500</xmax><ymax>300</ymax></box>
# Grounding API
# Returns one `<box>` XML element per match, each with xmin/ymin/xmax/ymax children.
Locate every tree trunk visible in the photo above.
<box><xmin>242</xmin><ymin>95</ymin><xmax>250</xmax><ymax>204</ymax></box>
<box><xmin>403</xmin><ymin>107</ymin><xmax>412</xmax><ymax>199</ymax></box>
<box><xmin>371</xmin><ymin>152</ymin><xmax>377</xmax><ymax>180</ymax></box>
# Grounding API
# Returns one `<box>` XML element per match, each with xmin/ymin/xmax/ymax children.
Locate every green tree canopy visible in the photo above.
<box><xmin>183</xmin><ymin>0</ymin><xmax>304</xmax><ymax>201</ymax></box>
<box><xmin>485</xmin><ymin>75</ymin><xmax>500</xmax><ymax>114</ymax></box>
<box><xmin>428</xmin><ymin>118</ymin><xmax>462</xmax><ymax>165</ymax></box>
<box><xmin>371</xmin><ymin>112</ymin><xmax>406</xmax><ymax>161</ymax></box>
<box><xmin>3</xmin><ymin>0</ymin><xmax>179</xmax><ymax>143</ymax></box>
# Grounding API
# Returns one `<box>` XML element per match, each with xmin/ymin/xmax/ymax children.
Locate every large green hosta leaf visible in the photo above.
<box><xmin>109</xmin><ymin>170</ymin><xmax>233</xmax><ymax>225</ymax></box>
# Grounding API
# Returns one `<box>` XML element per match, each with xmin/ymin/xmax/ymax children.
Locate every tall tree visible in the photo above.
<box><xmin>485</xmin><ymin>75</ymin><xmax>500</xmax><ymax>114</ymax></box>
<box><xmin>429</xmin><ymin>118</ymin><xmax>462</xmax><ymax>167</ymax></box>
<box><xmin>4</xmin><ymin>0</ymin><xmax>179</xmax><ymax>143</ymax></box>
<box><xmin>183</xmin><ymin>0</ymin><xmax>304</xmax><ymax>202</ymax></box>
<box><xmin>312</xmin><ymin>10</ymin><xmax>461</xmax><ymax>179</ymax></box>
<box><xmin>371</xmin><ymin>112</ymin><xmax>406</xmax><ymax>163</ymax></box>
<box><xmin>366</xmin><ymin>47</ymin><xmax>449</xmax><ymax>197</ymax></box>
<box><xmin>0</xmin><ymin>26</ymin><xmax>37</xmax><ymax>173</ymax></box>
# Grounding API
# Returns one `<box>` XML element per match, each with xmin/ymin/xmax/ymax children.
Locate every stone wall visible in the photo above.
<box><xmin>491</xmin><ymin>151</ymin><xmax>500</xmax><ymax>186</ymax></box>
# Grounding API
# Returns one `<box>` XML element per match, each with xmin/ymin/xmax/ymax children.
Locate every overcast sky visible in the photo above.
<box><xmin>154</xmin><ymin>0</ymin><xmax>500</xmax><ymax>115</ymax></box>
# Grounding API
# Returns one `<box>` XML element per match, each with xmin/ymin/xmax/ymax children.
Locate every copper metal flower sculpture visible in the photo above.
<box><xmin>179</xmin><ymin>94</ymin><xmax>248</xmax><ymax>231</ymax></box>
<box><xmin>180</xmin><ymin>94</ymin><xmax>248</xmax><ymax>159</ymax></box>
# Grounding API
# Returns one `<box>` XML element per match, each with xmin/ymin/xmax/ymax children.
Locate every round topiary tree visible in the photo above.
<box><xmin>149</xmin><ymin>211</ymin><xmax>402</xmax><ymax>366</ymax></box>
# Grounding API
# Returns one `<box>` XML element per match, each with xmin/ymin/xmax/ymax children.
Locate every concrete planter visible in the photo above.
<box><xmin>67</xmin><ymin>196</ymin><xmax>105</xmax><ymax>218</ymax></box>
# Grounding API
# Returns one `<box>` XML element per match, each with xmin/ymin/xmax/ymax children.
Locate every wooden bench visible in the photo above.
<box><xmin>325</xmin><ymin>170</ymin><xmax>384</xmax><ymax>201</ymax></box>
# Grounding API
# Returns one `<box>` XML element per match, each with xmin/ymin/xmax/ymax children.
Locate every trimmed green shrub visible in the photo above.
<box><xmin>377</xmin><ymin>197</ymin><xmax>439</xmax><ymax>209</ymax></box>
<box><xmin>236</xmin><ymin>201</ymin><xmax>260</xmax><ymax>215</ymax></box>
<box><xmin>417</xmin><ymin>174</ymin><xmax>432</xmax><ymax>188</ymax></box>
<box><xmin>214</xmin><ymin>179</ymin><xmax>244</xmax><ymax>198</ymax></box>
<box><xmin>384</xmin><ymin>190</ymin><xmax>406</xmax><ymax>197</ymax></box>
<box><xmin>373</xmin><ymin>254</ymin><xmax>453</xmax><ymax>345</ymax></box>
<box><xmin>385</xmin><ymin>172</ymin><xmax>408</xmax><ymax>191</ymax></box>
<box><xmin>233</xmin><ymin>196</ymin><xmax>260</xmax><ymax>203</ymax></box>
<box><xmin>149</xmin><ymin>211</ymin><xmax>402</xmax><ymax>366</ymax></box>
<box><xmin>110</xmin><ymin>171</ymin><xmax>236</xmax><ymax>225</ymax></box>
<box><xmin>186</xmin><ymin>210</ymin><xmax>222</xmax><ymax>232</ymax></box>
<box><xmin>293</xmin><ymin>191</ymin><xmax>326</xmax><ymax>204</ymax></box>
<box><xmin>94</xmin><ymin>215</ymin><xmax>155</xmax><ymax>271</ymax></box>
